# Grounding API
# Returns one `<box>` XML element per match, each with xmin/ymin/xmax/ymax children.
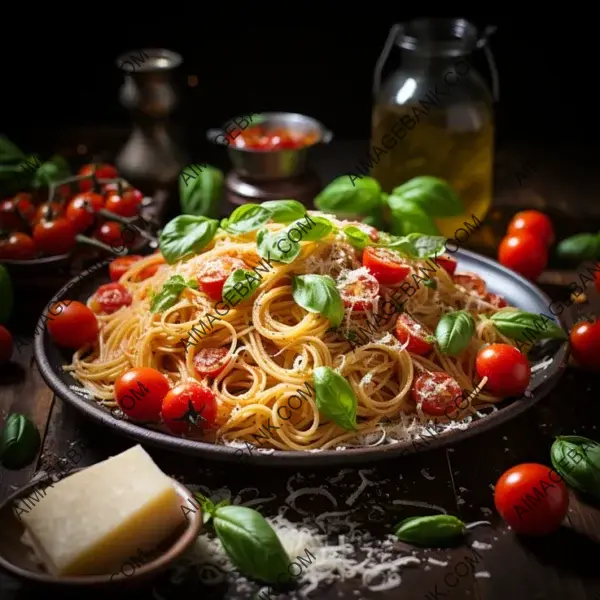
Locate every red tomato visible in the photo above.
<box><xmin>33</xmin><ymin>218</ymin><xmax>76</xmax><ymax>256</ymax></box>
<box><xmin>362</xmin><ymin>247</ymin><xmax>411</xmax><ymax>285</ymax></box>
<box><xmin>453</xmin><ymin>272</ymin><xmax>486</xmax><ymax>295</ymax></box>
<box><xmin>94</xmin><ymin>221</ymin><xmax>130</xmax><ymax>248</ymax></box>
<box><xmin>569</xmin><ymin>319</ymin><xmax>600</xmax><ymax>370</ymax></box>
<box><xmin>484</xmin><ymin>293</ymin><xmax>508</xmax><ymax>308</ymax></box>
<box><xmin>47</xmin><ymin>301</ymin><xmax>99</xmax><ymax>348</ymax></box>
<box><xmin>0</xmin><ymin>233</ymin><xmax>36</xmax><ymax>260</ymax></box>
<box><xmin>161</xmin><ymin>382</ymin><xmax>218</xmax><ymax>435</ymax></box>
<box><xmin>507</xmin><ymin>210</ymin><xmax>555</xmax><ymax>247</ymax></box>
<box><xmin>411</xmin><ymin>371</ymin><xmax>463</xmax><ymax>416</ymax></box>
<box><xmin>498</xmin><ymin>233</ymin><xmax>548</xmax><ymax>281</ymax></box>
<box><xmin>124</xmin><ymin>188</ymin><xmax>144</xmax><ymax>206</ymax></box>
<box><xmin>494</xmin><ymin>463</ymin><xmax>568</xmax><ymax>535</ymax></box>
<box><xmin>476</xmin><ymin>343</ymin><xmax>531</xmax><ymax>396</ymax></box>
<box><xmin>35</xmin><ymin>202</ymin><xmax>64</xmax><ymax>225</ymax></box>
<box><xmin>114</xmin><ymin>367</ymin><xmax>170</xmax><ymax>422</ymax></box>
<box><xmin>78</xmin><ymin>163</ymin><xmax>119</xmax><ymax>192</ymax></box>
<box><xmin>394</xmin><ymin>313</ymin><xmax>435</xmax><ymax>355</ymax></box>
<box><xmin>339</xmin><ymin>271</ymin><xmax>380</xmax><ymax>311</ymax></box>
<box><xmin>197</xmin><ymin>256</ymin><xmax>246</xmax><ymax>300</ymax></box>
<box><xmin>436</xmin><ymin>255</ymin><xmax>457</xmax><ymax>276</ymax></box>
<box><xmin>0</xmin><ymin>325</ymin><xmax>14</xmax><ymax>363</ymax></box>
<box><xmin>12</xmin><ymin>193</ymin><xmax>36</xmax><ymax>224</ymax></box>
<box><xmin>90</xmin><ymin>283</ymin><xmax>132</xmax><ymax>314</ymax></box>
<box><xmin>193</xmin><ymin>347</ymin><xmax>229</xmax><ymax>378</ymax></box>
<box><xmin>0</xmin><ymin>194</ymin><xmax>35</xmax><ymax>230</ymax></box>
<box><xmin>66</xmin><ymin>192</ymin><xmax>104</xmax><ymax>233</ymax></box>
<box><xmin>109</xmin><ymin>256</ymin><xmax>143</xmax><ymax>281</ymax></box>
<box><xmin>105</xmin><ymin>192</ymin><xmax>138</xmax><ymax>218</ymax></box>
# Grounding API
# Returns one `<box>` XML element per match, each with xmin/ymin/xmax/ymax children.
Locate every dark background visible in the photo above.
<box><xmin>1</xmin><ymin>16</ymin><xmax>595</xmax><ymax>151</ymax></box>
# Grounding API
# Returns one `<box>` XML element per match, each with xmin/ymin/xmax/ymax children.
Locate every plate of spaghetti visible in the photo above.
<box><xmin>34</xmin><ymin>201</ymin><xmax>569</xmax><ymax>466</ymax></box>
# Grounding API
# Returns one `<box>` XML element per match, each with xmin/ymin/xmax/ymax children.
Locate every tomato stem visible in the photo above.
<box><xmin>75</xmin><ymin>234</ymin><xmax>126</xmax><ymax>255</ymax></box>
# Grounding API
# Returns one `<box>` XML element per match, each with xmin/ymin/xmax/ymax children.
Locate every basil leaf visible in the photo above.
<box><xmin>314</xmin><ymin>176</ymin><xmax>381</xmax><ymax>216</ymax></box>
<box><xmin>260</xmin><ymin>199</ymin><xmax>306</xmax><ymax>223</ymax></box>
<box><xmin>0</xmin><ymin>135</ymin><xmax>26</xmax><ymax>164</ymax></box>
<box><xmin>212</xmin><ymin>505</ymin><xmax>291</xmax><ymax>584</ymax></box>
<box><xmin>394</xmin><ymin>515</ymin><xmax>465</xmax><ymax>547</ymax></box>
<box><xmin>551</xmin><ymin>436</ymin><xmax>600</xmax><ymax>498</ymax></box>
<box><xmin>33</xmin><ymin>155</ymin><xmax>70</xmax><ymax>188</ymax></box>
<box><xmin>384</xmin><ymin>233</ymin><xmax>446</xmax><ymax>259</ymax></box>
<box><xmin>343</xmin><ymin>225</ymin><xmax>373</xmax><ymax>250</ymax></box>
<box><xmin>387</xmin><ymin>195</ymin><xmax>440</xmax><ymax>236</ymax></box>
<box><xmin>221</xmin><ymin>204</ymin><xmax>272</xmax><ymax>235</ymax></box>
<box><xmin>292</xmin><ymin>215</ymin><xmax>334</xmax><ymax>241</ymax></box>
<box><xmin>490</xmin><ymin>311</ymin><xmax>567</xmax><ymax>343</ymax></box>
<box><xmin>256</xmin><ymin>229</ymin><xmax>300</xmax><ymax>264</ymax></box>
<box><xmin>223</xmin><ymin>269</ymin><xmax>262</xmax><ymax>304</ymax></box>
<box><xmin>151</xmin><ymin>275</ymin><xmax>197</xmax><ymax>313</ymax></box>
<box><xmin>556</xmin><ymin>233</ymin><xmax>600</xmax><ymax>261</ymax></box>
<box><xmin>159</xmin><ymin>215</ymin><xmax>219</xmax><ymax>264</ymax></box>
<box><xmin>391</xmin><ymin>176</ymin><xmax>464</xmax><ymax>217</ymax></box>
<box><xmin>292</xmin><ymin>275</ymin><xmax>344</xmax><ymax>328</ymax></box>
<box><xmin>435</xmin><ymin>311</ymin><xmax>475</xmax><ymax>356</ymax></box>
<box><xmin>0</xmin><ymin>413</ymin><xmax>41</xmax><ymax>469</ymax></box>
<box><xmin>313</xmin><ymin>366</ymin><xmax>357</xmax><ymax>431</ymax></box>
<box><xmin>179</xmin><ymin>164</ymin><xmax>223</xmax><ymax>218</ymax></box>
<box><xmin>423</xmin><ymin>279</ymin><xmax>437</xmax><ymax>289</ymax></box>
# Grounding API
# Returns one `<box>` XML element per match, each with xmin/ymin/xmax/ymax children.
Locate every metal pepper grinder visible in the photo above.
<box><xmin>115</xmin><ymin>49</ymin><xmax>189</xmax><ymax>223</ymax></box>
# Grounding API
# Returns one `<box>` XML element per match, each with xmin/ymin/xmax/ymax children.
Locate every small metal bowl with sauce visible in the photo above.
<box><xmin>206</xmin><ymin>112</ymin><xmax>333</xmax><ymax>181</ymax></box>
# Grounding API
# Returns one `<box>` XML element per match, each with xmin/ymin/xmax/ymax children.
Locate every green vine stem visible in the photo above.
<box><xmin>75</xmin><ymin>234</ymin><xmax>128</xmax><ymax>256</ymax></box>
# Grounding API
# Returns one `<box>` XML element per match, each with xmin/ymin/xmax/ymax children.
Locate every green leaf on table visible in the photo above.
<box><xmin>391</xmin><ymin>176</ymin><xmax>464</xmax><ymax>217</ymax></box>
<box><xmin>435</xmin><ymin>311</ymin><xmax>475</xmax><ymax>356</ymax></box>
<box><xmin>260</xmin><ymin>199</ymin><xmax>306</xmax><ymax>223</ymax></box>
<box><xmin>489</xmin><ymin>310</ymin><xmax>567</xmax><ymax>343</ymax></box>
<box><xmin>556</xmin><ymin>233</ymin><xmax>600</xmax><ymax>261</ymax></box>
<box><xmin>394</xmin><ymin>515</ymin><xmax>465</xmax><ymax>547</ymax></box>
<box><xmin>150</xmin><ymin>275</ymin><xmax>197</xmax><ymax>313</ymax></box>
<box><xmin>34</xmin><ymin>155</ymin><xmax>70</xmax><ymax>188</ymax></box>
<box><xmin>313</xmin><ymin>366</ymin><xmax>358</xmax><ymax>431</ymax></box>
<box><xmin>292</xmin><ymin>274</ymin><xmax>344</xmax><ymax>328</ymax></box>
<box><xmin>0</xmin><ymin>413</ymin><xmax>41</xmax><ymax>469</ymax></box>
<box><xmin>314</xmin><ymin>176</ymin><xmax>381</xmax><ymax>216</ymax></box>
<box><xmin>179</xmin><ymin>164</ymin><xmax>223</xmax><ymax>218</ymax></box>
<box><xmin>551</xmin><ymin>436</ymin><xmax>600</xmax><ymax>499</ymax></box>
<box><xmin>221</xmin><ymin>203</ymin><xmax>272</xmax><ymax>235</ymax></box>
<box><xmin>387</xmin><ymin>194</ymin><xmax>440</xmax><ymax>236</ymax></box>
<box><xmin>159</xmin><ymin>215</ymin><xmax>219</xmax><ymax>264</ymax></box>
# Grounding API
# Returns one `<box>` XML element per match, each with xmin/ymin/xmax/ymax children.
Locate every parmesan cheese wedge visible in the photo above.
<box><xmin>19</xmin><ymin>445</ymin><xmax>185</xmax><ymax>576</ymax></box>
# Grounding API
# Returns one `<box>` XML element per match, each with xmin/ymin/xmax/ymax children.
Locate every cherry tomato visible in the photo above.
<box><xmin>124</xmin><ymin>188</ymin><xmax>144</xmax><ymax>206</ymax></box>
<box><xmin>66</xmin><ymin>192</ymin><xmax>104</xmax><ymax>233</ymax></box>
<box><xmin>362</xmin><ymin>247</ymin><xmax>411</xmax><ymax>285</ymax></box>
<box><xmin>453</xmin><ymin>272</ymin><xmax>486</xmax><ymax>295</ymax></box>
<box><xmin>437</xmin><ymin>255</ymin><xmax>457</xmax><ymax>276</ymax></box>
<box><xmin>161</xmin><ymin>382</ymin><xmax>218</xmax><ymax>435</ymax></box>
<box><xmin>0</xmin><ymin>233</ymin><xmax>36</xmax><ymax>260</ymax></box>
<box><xmin>339</xmin><ymin>271</ymin><xmax>380</xmax><ymax>311</ymax></box>
<box><xmin>35</xmin><ymin>202</ymin><xmax>64</xmax><ymax>225</ymax></box>
<box><xmin>507</xmin><ymin>210</ymin><xmax>555</xmax><ymax>247</ymax></box>
<box><xmin>114</xmin><ymin>367</ymin><xmax>170</xmax><ymax>422</ymax></box>
<box><xmin>197</xmin><ymin>256</ymin><xmax>247</xmax><ymax>300</ymax></box>
<box><xmin>109</xmin><ymin>255</ymin><xmax>143</xmax><ymax>281</ymax></box>
<box><xmin>12</xmin><ymin>193</ymin><xmax>36</xmax><ymax>225</ymax></box>
<box><xmin>0</xmin><ymin>194</ymin><xmax>35</xmax><ymax>230</ymax></box>
<box><xmin>33</xmin><ymin>218</ymin><xmax>76</xmax><ymax>256</ymax></box>
<box><xmin>498</xmin><ymin>233</ymin><xmax>548</xmax><ymax>281</ymax></box>
<box><xmin>569</xmin><ymin>319</ymin><xmax>600</xmax><ymax>370</ymax></box>
<box><xmin>476</xmin><ymin>343</ymin><xmax>531</xmax><ymax>396</ymax></box>
<box><xmin>0</xmin><ymin>325</ymin><xmax>14</xmax><ymax>363</ymax></box>
<box><xmin>193</xmin><ymin>347</ymin><xmax>230</xmax><ymax>378</ymax></box>
<box><xmin>494</xmin><ymin>463</ymin><xmax>568</xmax><ymax>535</ymax></box>
<box><xmin>90</xmin><ymin>283</ymin><xmax>132</xmax><ymax>314</ymax></box>
<box><xmin>47</xmin><ymin>301</ymin><xmax>98</xmax><ymax>348</ymax></box>
<box><xmin>484</xmin><ymin>293</ymin><xmax>508</xmax><ymax>308</ymax></box>
<box><xmin>411</xmin><ymin>371</ymin><xmax>462</xmax><ymax>416</ymax></box>
<box><xmin>78</xmin><ymin>163</ymin><xmax>119</xmax><ymax>192</ymax></box>
<box><xmin>94</xmin><ymin>221</ymin><xmax>131</xmax><ymax>248</ymax></box>
<box><xmin>105</xmin><ymin>192</ymin><xmax>138</xmax><ymax>218</ymax></box>
<box><xmin>394</xmin><ymin>313</ymin><xmax>435</xmax><ymax>355</ymax></box>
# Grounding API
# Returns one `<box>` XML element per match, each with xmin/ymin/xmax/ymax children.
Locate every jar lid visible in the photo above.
<box><xmin>396</xmin><ymin>18</ymin><xmax>478</xmax><ymax>57</ymax></box>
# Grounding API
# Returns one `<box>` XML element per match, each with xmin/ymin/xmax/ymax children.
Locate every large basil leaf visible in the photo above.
<box><xmin>291</xmin><ymin>215</ymin><xmax>334</xmax><ymax>241</ymax></box>
<box><xmin>314</xmin><ymin>176</ymin><xmax>381</xmax><ymax>216</ymax></box>
<box><xmin>34</xmin><ymin>155</ymin><xmax>70</xmax><ymax>188</ymax></box>
<box><xmin>435</xmin><ymin>311</ymin><xmax>475</xmax><ymax>355</ymax></box>
<box><xmin>550</xmin><ymin>436</ymin><xmax>600</xmax><ymax>499</ymax></box>
<box><xmin>222</xmin><ymin>269</ymin><xmax>262</xmax><ymax>304</ymax></box>
<box><xmin>343</xmin><ymin>226</ymin><xmax>374</xmax><ymax>250</ymax></box>
<box><xmin>387</xmin><ymin>194</ymin><xmax>440</xmax><ymax>236</ymax></box>
<box><xmin>150</xmin><ymin>275</ymin><xmax>197</xmax><ymax>313</ymax></box>
<box><xmin>383</xmin><ymin>233</ymin><xmax>446</xmax><ymax>259</ymax></box>
<box><xmin>159</xmin><ymin>215</ymin><xmax>219</xmax><ymax>264</ymax></box>
<box><xmin>394</xmin><ymin>515</ymin><xmax>465</xmax><ymax>547</ymax></box>
<box><xmin>256</xmin><ymin>228</ymin><xmax>300</xmax><ymax>264</ymax></box>
<box><xmin>391</xmin><ymin>176</ymin><xmax>464</xmax><ymax>217</ymax></box>
<box><xmin>221</xmin><ymin>204</ymin><xmax>272</xmax><ymax>234</ymax></box>
<box><xmin>260</xmin><ymin>199</ymin><xmax>306</xmax><ymax>223</ymax></box>
<box><xmin>212</xmin><ymin>505</ymin><xmax>291</xmax><ymax>584</ymax></box>
<box><xmin>313</xmin><ymin>366</ymin><xmax>357</xmax><ymax>431</ymax></box>
<box><xmin>179</xmin><ymin>164</ymin><xmax>223</xmax><ymax>218</ymax></box>
<box><xmin>490</xmin><ymin>310</ymin><xmax>567</xmax><ymax>343</ymax></box>
<box><xmin>292</xmin><ymin>275</ymin><xmax>344</xmax><ymax>327</ymax></box>
<box><xmin>556</xmin><ymin>233</ymin><xmax>600</xmax><ymax>261</ymax></box>
<box><xmin>0</xmin><ymin>413</ymin><xmax>41</xmax><ymax>469</ymax></box>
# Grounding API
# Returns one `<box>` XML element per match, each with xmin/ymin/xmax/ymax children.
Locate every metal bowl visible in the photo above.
<box><xmin>206</xmin><ymin>112</ymin><xmax>333</xmax><ymax>181</ymax></box>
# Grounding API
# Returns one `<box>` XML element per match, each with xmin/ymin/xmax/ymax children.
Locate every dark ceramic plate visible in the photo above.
<box><xmin>34</xmin><ymin>249</ymin><xmax>569</xmax><ymax>467</ymax></box>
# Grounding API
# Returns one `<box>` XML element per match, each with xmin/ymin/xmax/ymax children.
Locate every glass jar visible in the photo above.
<box><xmin>370</xmin><ymin>19</ymin><xmax>499</xmax><ymax>238</ymax></box>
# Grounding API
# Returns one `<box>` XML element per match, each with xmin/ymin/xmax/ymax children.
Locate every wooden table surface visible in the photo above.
<box><xmin>1</xmin><ymin>139</ymin><xmax>600</xmax><ymax>600</ymax></box>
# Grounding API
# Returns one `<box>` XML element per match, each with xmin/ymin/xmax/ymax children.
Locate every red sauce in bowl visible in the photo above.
<box><xmin>227</xmin><ymin>126</ymin><xmax>318</xmax><ymax>151</ymax></box>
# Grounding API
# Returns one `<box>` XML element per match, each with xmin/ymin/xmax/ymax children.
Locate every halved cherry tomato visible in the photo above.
<box><xmin>0</xmin><ymin>233</ymin><xmax>36</xmax><ymax>260</ymax></box>
<box><xmin>476</xmin><ymin>343</ymin><xmax>531</xmax><ymax>396</ymax></box>
<box><xmin>193</xmin><ymin>347</ymin><xmax>229</xmax><ymax>378</ymax></box>
<box><xmin>66</xmin><ymin>192</ymin><xmax>104</xmax><ymax>233</ymax></box>
<box><xmin>569</xmin><ymin>319</ymin><xmax>600</xmax><ymax>370</ymax></box>
<box><xmin>339</xmin><ymin>270</ymin><xmax>380</xmax><ymax>311</ymax></box>
<box><xmin>94</xmin><ymin>221</ymin><xmax>131</xmax><ymax>248</ymax></box>
<box><xmin>161</xmin><ymin>382</ymin><xmax>218</xmax><ymax>435</ymax></box>
<box><xmin>494</xmin><ymin>463</ymin><xmax>568</xmax><ymax>535</ymax></box>
<box><xmin>197</xmin><ymin>256</ymin><xmax>246</xmax><ymax>300</ymax></box>
<box><xmin>105</xmin><ymin>192</ymin><xmax>138</xmax><ymax>217</ymax></box>
<box><xmin>90</xmin><ymin>283</ymin><xmax>132</xmax><ymax>314</ymax></box>
<box><xmin>0</xmin><ymin>325</ymin><xmax>14</xmax><ymax>363</ymax></box>
<box><xmin>362</xmin><ymin>247</ymin><xmax>411</xmax><ymax>285</ymax></box>
<box><xmin>436</xmin><ymin>255</ymin><xmax>457</xmax><ymax>276</ymax></box>
<box><xmin>47</xmin><ymin>301</ymin><xmax>98</xmax><ymax>348</ymax></box>
<box><xmin>35</xmin><ymin>202</ymin><xmax>64</xmax><ymax>225</ymax></box>
<box><xmin>453</xmin><ymin>272</ymin><xmax>486</xmax><ymax>295</ymax></box>
<box><xmin>394</xmin><ymin>313</ymin><xmax>435</xmax><ymax>355</ymax></box>
<box><xmin>484</xmin><ymin>293</ymin><xmax>508</xmax><ymax>308</ymax></box>
<box><xmin>114</xmin><ymin>367</ymin><xmax>170</xmax><ymax>422</ymax></box>
<box><xmin>498</xmin><ymin>232</ymin><xmax>548</xmax><ymax>281</ymax></box>
<box><xmin>507</xmin><ymin>210</ymin><xmax>555</xmax><ymax>247</ymax></box>
<box><xmin>411</xmin><ymin>371</ymin><xmax>463</xmax><ymax>416</ymax></box>
<box><xmin>78</xmin><ymin>163</ymin><xmax>119</xmax><ymax>192</ymax></box>
<box><xmin>33</xmin><ymin>218</ymin><xmax>76</xmax><ymax>256</ymax></box>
